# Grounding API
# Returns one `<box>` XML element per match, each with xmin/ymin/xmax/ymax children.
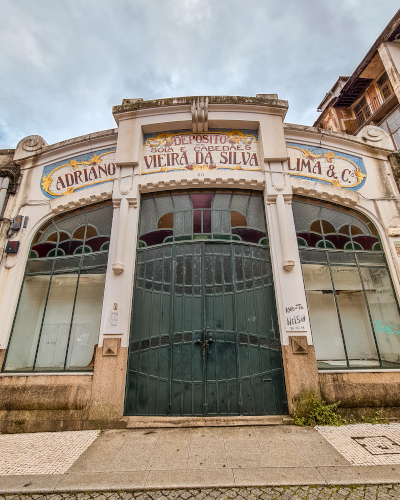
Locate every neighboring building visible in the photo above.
<box><xmin>314</xmin><ymin>9</ymin><xmax>400</xmax><ymax>149</ymax></box>
<box><xmin>1</xmin><ymin>93</ymin><xmax>400</xmax><ymax>432</ymax></box>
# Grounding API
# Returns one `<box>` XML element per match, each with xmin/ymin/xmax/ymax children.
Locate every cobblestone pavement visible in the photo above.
<box><xmin>2</xmin><ymin>486</ymin><xmax>400</xmax><ymax>500</ymax></box>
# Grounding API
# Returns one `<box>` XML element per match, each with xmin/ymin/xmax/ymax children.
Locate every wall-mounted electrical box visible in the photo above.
<box><xmin>5</xmin><ymin>241</ymin><xmax>19</xmax><ymax>254</ymax></box>
<box><xmin>11</xmin><ymin>215</ymin><xmax>23</xmax><ymax>230</ymax></box>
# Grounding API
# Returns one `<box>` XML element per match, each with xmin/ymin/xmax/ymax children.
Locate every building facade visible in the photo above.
<box><xmin>1</xmin><ymin>94</ymin><xmax>400</xmax><ymax>431</ymax></box>
<box><xmin>314</xmin><ymin>9</ymin><xmax>400</xmax><ymax>149</ymax></box>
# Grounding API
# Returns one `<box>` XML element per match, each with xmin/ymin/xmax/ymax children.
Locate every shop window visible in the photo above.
<box><xmin>138</xmin><ymin>190</ymin><xmax>267</xmax><ymax>248</ymax></box>
<box><xmin>3</xmin><ymin>202</ymin><xmax>113</xmax><ymax>372</ymax></box>
<box><xmin>293</xmin><ymin>197</ymin><xmax>400</xmax><ymax>369</ymax></box>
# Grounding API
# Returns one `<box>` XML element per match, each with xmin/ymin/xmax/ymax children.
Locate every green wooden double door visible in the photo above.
<box><xmin>125</xmin><ymin>242</ymin><xmax>287</xmax><ymax>416</ymax></box>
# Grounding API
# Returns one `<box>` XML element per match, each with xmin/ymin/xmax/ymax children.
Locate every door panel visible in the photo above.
<box><xmin>125</xmin><ymin>241</ymin><xmax>287</xmax><ymax>416</ymax></box>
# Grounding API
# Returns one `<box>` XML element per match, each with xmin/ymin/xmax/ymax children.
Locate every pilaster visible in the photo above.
<box><xmin>262</xmin><ymin>155</ymin><xmax>319</xmax><ymax>408</ymax></box>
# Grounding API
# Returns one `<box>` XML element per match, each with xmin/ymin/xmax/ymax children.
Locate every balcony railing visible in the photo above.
<box><xmin>344</xmin><ymin>82</ymin><xmax>394</xmax><ymax>135</ymax></box>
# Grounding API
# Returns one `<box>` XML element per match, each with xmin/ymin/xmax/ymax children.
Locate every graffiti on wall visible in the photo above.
<box><xmin>141</xmin><ymin>129</ymin><xmax>262</xmax><ymax>174</ymax></box>
<box><xmin>41</xmin><ymin>148</ymin><xmax>116</xmax><ymax>198</ymax></box>
<box><xmin>287</xmin><ymin>142</ymin><xmax>367</xmax><ymax>190</ymax></box>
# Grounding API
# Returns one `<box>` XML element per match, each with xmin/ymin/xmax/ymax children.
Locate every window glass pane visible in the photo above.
<box><xmin>190</xmin><ymin>193</ymin><xmax>213</xmax><ymax>209</ymax></box>
<box><xmin>139</xmin><ymin>198</ymin><xmax>156</xmax><ymax>236</ymax></box>
<box><xmin>386</xmin><ymin>108</ymin><xmax>400</xmax><ymax>134</ymax></box>
<box><xmin>362</xmin><ymin>267</ymin><xmax>400</xmax><ymax>367</ymax></box>
<box><xmin>212</xmin><ymin>193</ymin><xmax>231</xmax><ymax>210</ymax></box>
<box><xmin>300</xmin><ymin>249</ymin><xmax>327</xmax><ymax>263</ymax></box>
<box><xmin>39</xmin><ymin>222</ymin><xmax>59</xmax><ymax>243</ymax></box>
<box><xmin>393</xmin><ymin>130</ymin><xmax>400</xmax><ymax>150</ymax></box>
<box><xmin>85</xmin><ymin>205</ymin><xmax>113</xmax><ymax>237</ymax></box>
<box><xmin>221</xmin><ymin>211</ymin><xmax>230</xmax><ymax>234</ymax></box>
<box><xmin>292</xmin><ymin>201</ymin><xmax>320</xmax><ymax>232</ymax></box>
<box><xmin>331</xmin><ymin>265</ymin><xmax>379</xmax><ymax>367</ymax></box>
<box><xmin>34</xmin><ymin>274</ymin><xmax>79</xmax><ymax>370</ymax></box>
<box><xmin>328</xmin><ymin>252</ymin><xmax>356</xmax><ymax>265</ymax></box>
<box><xmin>174</xmin><ymin>212</ymin><xmax>184</xmax><ymax>236</ymax></box>
<box><xmin>231</xmin><ymin>194</ymin><xmax>248</xmax><ymax>215</ymax></box>
<box><xmin>54</xmin><ymin>213</ymin><xmax>88</xmax><ymax>256</ymax></box>
<box><xmin>357</xmin><ymin>253</ymin><xmax>386</xmax><ymax>266</ymax></box>
<box><xmin>154</xmin><ymin>195</ymin><xmax>174</xmax><ymax>219</ymax></box>
<box><xmin>53</xmin><ymin>257</ymin><xmax>81</xmax><ymax>274</ymax></box>
<box><xmin>26</xmin><ymin>259</ymin><xmax>53</xmax><ymax>275</ymax></box>
<box><xmin>211</xmin><ymin>211</ymin><xmax>221</xmax><ymax>233</ymax></box>
<box><xmin>320</xmin><ymin>207</ymin><xmax>352</xmax><ymax>232</ymax></box>
<box><xmin>81</xmin><ymin>252</ymin><xmax>109</xmax><ymax>270</ymax></box>
<box><xmin>3</xmin><ymin>275</ymin><xmax>51</xmax><ymax>371</ymax></box>
<box><xmin>54</xmin><ymin>213</ymin><xmax>86</xmax><ymax>240</ymax></box>
<box><xmin>380</xmin><ymin>121</ymin><xmax>390</xmax><ymax>135</ymax></box>
<box><xmin>247</xmin><ymin>195</ymin><xmax>266</xmax><ymax>232</ymax></box>
<box><xmin>173</xmin><ymin>194</ymin><xmax>191</xmax><ymax>211</ymax></box>
<box><xmin>301</xmin><ymin>264</ymin><xmax>346</xmax><ymax>368</ymax></box>
<box><xmin>351</xmin><ymin>219</ymin><xmax>370</xmax><ymax>236</ymax></box>
<box><xmin>203</xmin><ymin>210</ymin><xmax>211</xmax><ymax>233</ymax></box>
<box><xmin>65</xmin><ymin>271</ymin><xmax>106</xmax><ymax>370</ymax></box>
<box><xmin>184</xmin><ymin>211</ymin><xmax>192</xmax><ymax>235</ymax></box>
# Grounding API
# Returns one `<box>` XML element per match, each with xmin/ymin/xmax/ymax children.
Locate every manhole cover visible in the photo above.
<box><xmin>352</xmin><ymin>436</ymin><xmax>400</xmax><ymax>455</ymax></box>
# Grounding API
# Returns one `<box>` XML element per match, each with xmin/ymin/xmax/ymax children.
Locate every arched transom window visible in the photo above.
<box><xmin>293</xmin><ymin>196</ymin><xmax>400</xmax><ymax>370</ymax></box>
<box><xmin>138</xmin><ymin>190</ymin><xmax>268</xmax><ymax>247</ymax></box>
<box><xmin>3</xmin><ymin>202</ymin><xmax>113</xmax><ymax>372</ymax></box>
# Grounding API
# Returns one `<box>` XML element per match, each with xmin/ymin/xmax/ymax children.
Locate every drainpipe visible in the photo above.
<box><xmin>0</xmin><ymin>177</ymin><xmax>10</xmax><ymax>217</ymax></box>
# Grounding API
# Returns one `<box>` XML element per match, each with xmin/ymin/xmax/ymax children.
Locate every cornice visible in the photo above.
<box><xmin>138</xmin><ymin>174</ymin><xmax>265</xmax><ymax>193</ymax></box>
<box><xmin>113</xmin><ymin>95</ymin><xmax>289</xmax><ymax>124</ymax></box>
<box><xmin>291</xmin><ymin>177</ymin><xmax>360</xmax><ymax>206</ymax></box>
<box><xmin>284</xmin><ymin>122</ymin><xmax>394</xmax><ymax>159</ymax></box>
<box><xmin>50</xmin><ymin>189</ymin><xmax>112</xmax><ymax>214</ymax></box>
<box><xmin>14</xmin><ymin>129</ymin><xmax>118</xmax><ymax>165</ymax></box>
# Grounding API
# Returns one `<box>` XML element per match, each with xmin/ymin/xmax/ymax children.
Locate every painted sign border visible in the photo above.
<box><xmin>141</xmin><ymin>128</ymin><xmax>262</xmax><ymax>175</ymax></box>
<box><xmin>286</xmin><ymin>142</ymin><xmax>367</xmax><ymax>191</ymax></box>
<box><xmin>41</xmin><ymin>148</ymin><xmax>116</xmax><ymax>199</ymax></box>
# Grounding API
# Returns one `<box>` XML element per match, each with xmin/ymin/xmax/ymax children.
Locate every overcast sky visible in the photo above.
<box><xmin>0</xmin><ymin>0</ymin><xmax>399</xmax><ymax>149</ymax></box>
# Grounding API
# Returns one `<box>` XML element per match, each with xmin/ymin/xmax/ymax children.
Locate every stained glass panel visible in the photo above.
<box><xmin>138</xmin><ymin>190</ymin><xmax>266</xmax><ymax>248</ymax></box>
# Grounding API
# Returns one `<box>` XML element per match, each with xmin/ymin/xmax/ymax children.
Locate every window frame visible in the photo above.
<box><xmin>294</xmin><ymin>197</ymin><xmax>400</xmax><ymax>370</ymax></box>
<box><xmin>2</xmin><ymin>202</ymin><xmax>112</xmax><ymax>373</ymax></box>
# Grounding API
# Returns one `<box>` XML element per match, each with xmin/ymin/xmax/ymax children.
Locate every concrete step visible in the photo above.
<box><xmin>122</xmin><ymin>415</ymin><xmax>293</xmax><ymax>428</ymax></box>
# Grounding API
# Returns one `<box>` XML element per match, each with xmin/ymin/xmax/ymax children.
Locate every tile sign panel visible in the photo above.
<box><xmin>41</xmin><ymin>148</ymin><xmax>116</xmax><ymax>199</ymax></box>
<box><xmin>287</xmin><ymin>142</ymin><xmax>367</xmax><ymax>191</ymax></box>
<box><xmin>141</xmin><ymin>129</ymin><xmax>262</xmax><ymax>175</ymax></box>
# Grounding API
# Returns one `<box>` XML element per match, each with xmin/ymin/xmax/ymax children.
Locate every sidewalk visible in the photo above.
<box><xmin>2</xmin><ymin>426</ymin><xmax>400</xmax><ymax>493</ymax></box>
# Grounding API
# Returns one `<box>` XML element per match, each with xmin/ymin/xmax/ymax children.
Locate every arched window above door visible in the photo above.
<box><xmin>3</xmin><ymin>202</ymin><xmax>113</xmax><ymax>373</ymax></box>
<box><xmin>293</xmin><ymin>197</ymin><xmax>381</xmax><ymax>251</ymax></box>
<box><xmin>29</xmin><ymin>203</ymin><xmax>113</xmax><ymax>259</ymax></box>
<box><xmin>138</xmin><ymin>190</ymin><xmax>268</xmax><ymax>248</ymax></box>
<box><xmin>293</xmin><ymin>196</ymin><xmax>400</xmax><ymax>370</ymax></box>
